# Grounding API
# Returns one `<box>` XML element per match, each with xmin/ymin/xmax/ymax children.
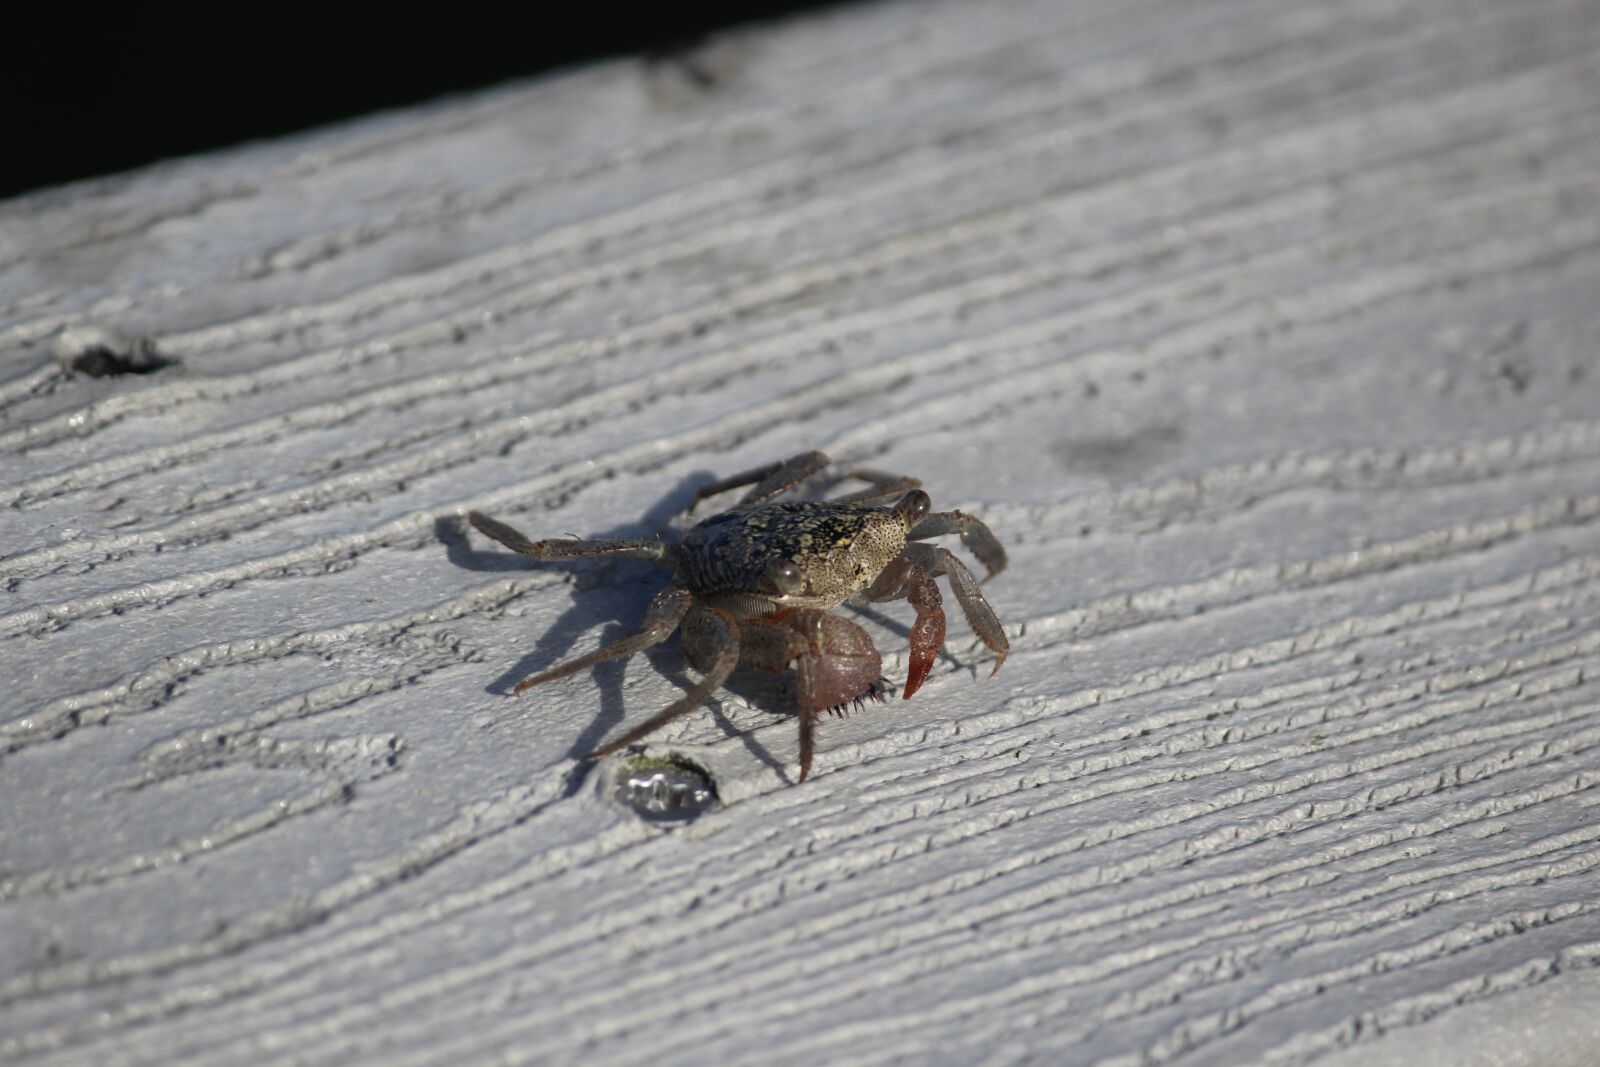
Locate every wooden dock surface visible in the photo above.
<box><xmin>4</xmin><ymin>1</ymin><xmax>1600</xmax><ymax>1063</ymax></box>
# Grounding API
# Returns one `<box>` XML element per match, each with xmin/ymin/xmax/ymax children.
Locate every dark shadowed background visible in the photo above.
<box><xmin>6</xmin><ymin>4</ymin><xmax>845</xmax><ymax>199</ymax></box>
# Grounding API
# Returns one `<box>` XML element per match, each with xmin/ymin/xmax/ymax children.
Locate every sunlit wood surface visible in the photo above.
<box><xmin>4</xmin><ymin>1</ymin><xmax>1600</xmax><ymax>1063</ymax></box>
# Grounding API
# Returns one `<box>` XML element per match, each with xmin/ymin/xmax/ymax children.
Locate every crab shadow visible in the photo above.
<box><xmin>438</xmin><ymin>468</ymin><xmax>972</xmax><ymax>793</ymax></box>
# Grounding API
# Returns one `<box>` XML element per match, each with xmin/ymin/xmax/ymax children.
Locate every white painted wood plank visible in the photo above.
<box><xmin>3</xmin><ymin>1</ymin><xmax>1599</xmax><ymax>1064</ymax></box>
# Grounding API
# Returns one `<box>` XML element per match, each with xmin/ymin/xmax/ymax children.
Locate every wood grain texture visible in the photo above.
<box><xmin>3</xmin><ymin>1</ymin><xmax>1600</xmax><ymax>1063</ymax></box>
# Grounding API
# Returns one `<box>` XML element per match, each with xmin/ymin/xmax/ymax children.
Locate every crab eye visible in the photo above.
<box><xmin>895</xmin><ymin>489</ymin><xmax>931</xmax><ymax>527</ymax></box>
<box><xmin>766</xmin><ymin>559</ymin><xmax>804</xmax><ymax>595</ymax></box>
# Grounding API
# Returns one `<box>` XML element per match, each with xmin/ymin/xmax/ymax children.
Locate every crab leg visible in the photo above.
<box><xmin>865</xmin><ymin>544</ymin><xmax>1009</xmax><ymax>692</ymax></box>
<box><xmin>587</xmin><ymin>606</ymin><xmax>741</xmax><ymax>759</ymax></box>
<box><xmin>511</xmin><ymin>585</ymin><xmax>692</xmax><ymax>694</ymax></box>
<box><xmin>911</xmin><ymin>510</ymin><xmax>1008</xmax><ymax>580</ymax></box>
<box><xmin>741</xmin><ymin>608</ymin><xmax>883</xmax><ymax>782</ymax></box>
<box><xmin>901</xmin><ymin>562</ymin><xmax>947</xmax><ymax>699</ymax></box>
<box><xmin>688</xmin><ymin>450</ymin><xmax>830</xmax><ymax>512</ymax></box>
<box><xmin>905</xmin><ymin>543</ymin><xmax>1009</xmax><ymax>674</ymax></box>
<box><xmin>741</xmin><ymin>617</ymin><xmax>825</xmax><ymax>782</ymax></box>
<box><xmin>862</xmin><ymin>556</ymin><xmax>945</xmax><ymax>699</ymax></box>
<box><xmin>826</xmin><ymin>468</ymin><xmax>923</xmax><ymax>506</ymax></box>
<box><xmin>469</xmin><ymin>511</ymin><xmax>668</xmax><ymax>562</ymax></box>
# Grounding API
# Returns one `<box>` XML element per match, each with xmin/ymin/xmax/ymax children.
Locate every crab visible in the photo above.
<box><xmin>468</xmin><ymin>451</ymin><xmax>1009</xmax><ymax>782</ymax></box>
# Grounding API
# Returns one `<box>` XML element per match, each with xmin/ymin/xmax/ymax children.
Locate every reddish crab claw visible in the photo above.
<box><xmin>468</xmin><ymin>451</ymin><xmax>1010</xmax><ymax>783</ymax></box>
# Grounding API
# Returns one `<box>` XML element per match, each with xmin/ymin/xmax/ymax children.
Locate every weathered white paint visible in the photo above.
<box><xmin>3</xmin><ymin>1</ymin><xmax>1599</xmax><ymax>1063</ymax></box>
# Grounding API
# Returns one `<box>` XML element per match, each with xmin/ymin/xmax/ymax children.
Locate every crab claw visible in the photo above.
<box><xmin>902</xmin><ymin>563</ymin><xmax>946</xmax><ymax>700</ymax></box>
